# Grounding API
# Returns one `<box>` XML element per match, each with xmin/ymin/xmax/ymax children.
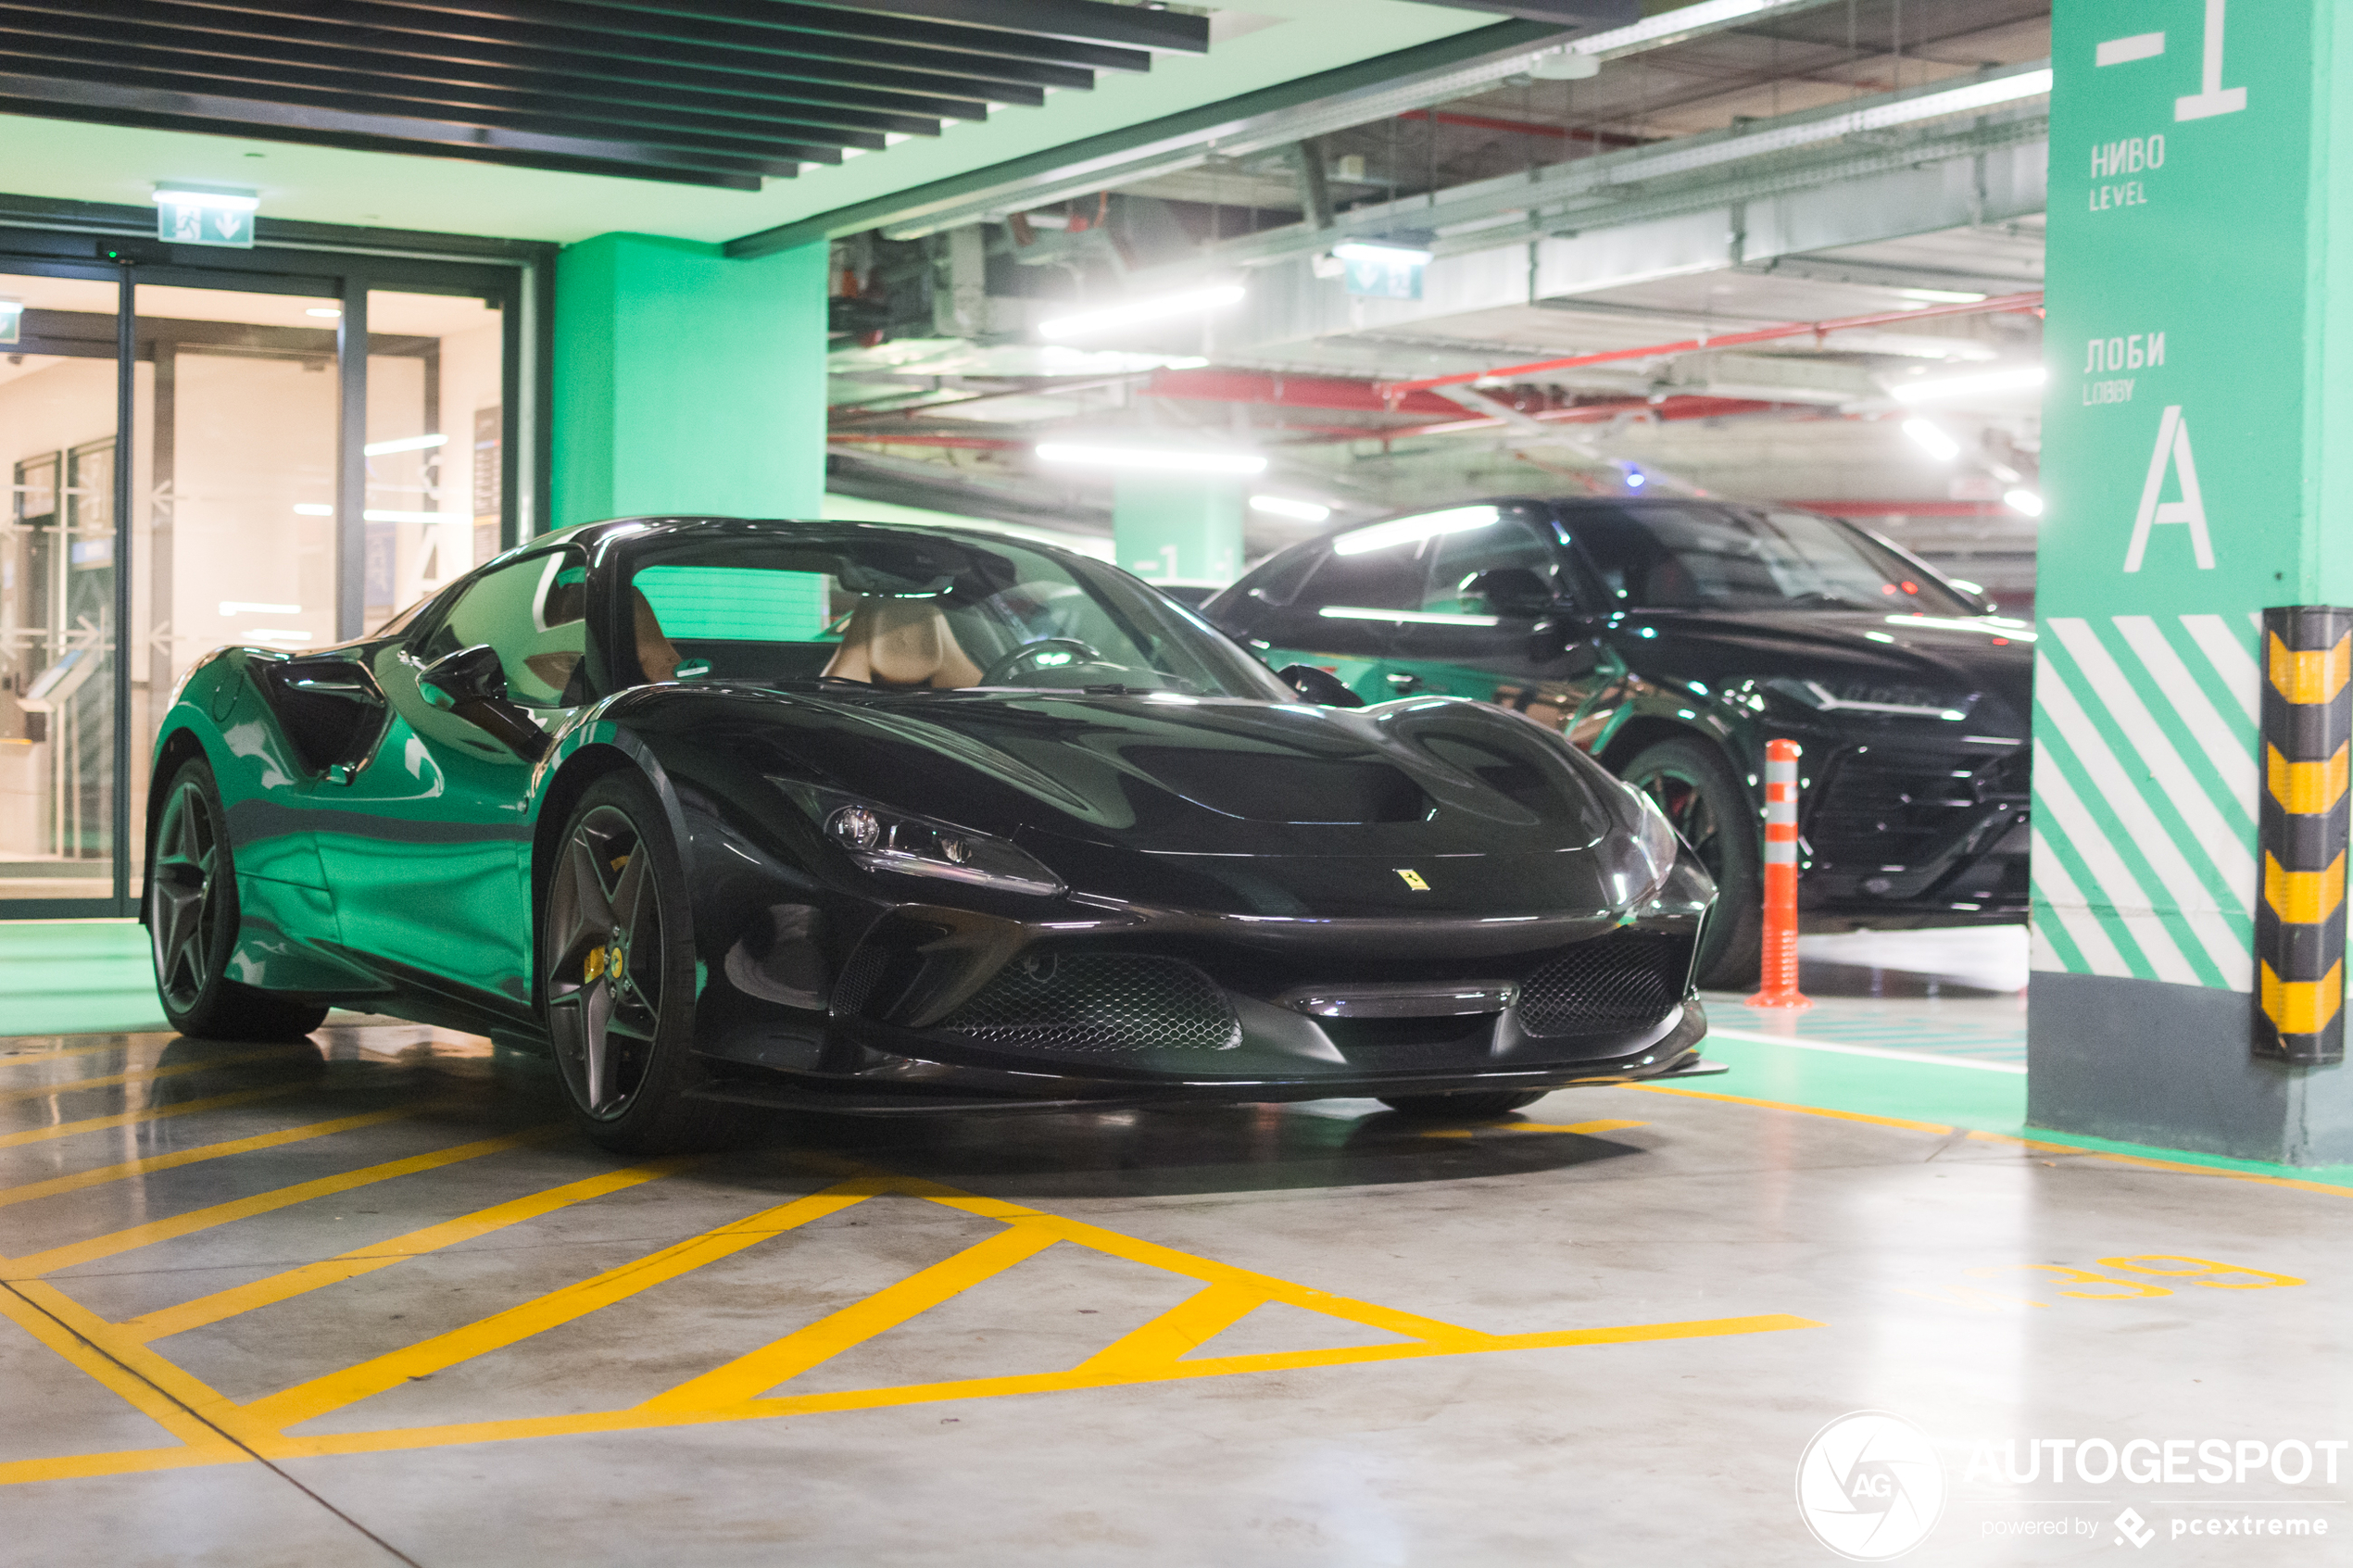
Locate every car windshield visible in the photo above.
<box><xmin>1566</xmin><ymin>504</ymin><xmax>1975</xmax><ymax>615</ymax></box>
<box><xmin>615</xmin><ymin>526</ymin><xmax>1292</xmax><ymax>699</ymax></box>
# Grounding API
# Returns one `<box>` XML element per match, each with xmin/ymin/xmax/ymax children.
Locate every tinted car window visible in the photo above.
<box><xmin>1293</xmin><ymin>537</ymin><xmax>1424</xmax><ymax>613</ymax></box>
<box><xmin>1424</xmin><ymin>515</ymin><xmax>1561</xmax><ymax>614</ymax></box>
<box><xmin>617</xmin><ymin>530</ymin><xmax>1292</xmax><ymax>698</ymax></box>
<box><xmin>1567</xmin><ymin>504</ymin><xmax>1973</xmax><ymax>614</ymax></box>
<box><xmin>416</xmin><ymin>548</ymin><xmax>589</xmax><ymax>707</ymax></box>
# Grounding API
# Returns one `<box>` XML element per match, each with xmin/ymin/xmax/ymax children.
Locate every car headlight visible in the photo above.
<box><xmin>1763</xmin><ymin>675</ymin><xmax>1974</xmax><ymax>722</ymax></box>
<box><xmin>771</xmin><ymin>781</ymin><xmax>1065</xmax><ymax>898</ymax></box>
<box><xmin>1630</xmin><ymin>784</ymin><xmax>1680</xmax><ymax>884</ymax></box>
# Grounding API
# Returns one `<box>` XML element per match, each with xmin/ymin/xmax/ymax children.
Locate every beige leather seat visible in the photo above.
<box><xmin>823</xmin><ymin>596</ymin><xmax>983</xmax><ymax>688</ymax></box>
<box><xmin>632</xmin><ymin>588</ymin><xmax>682</xmax><ymax>683</ymax></box>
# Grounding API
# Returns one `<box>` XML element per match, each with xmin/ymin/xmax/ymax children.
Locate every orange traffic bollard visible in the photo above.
<box><xmin>1745</xmin><ymin>737</ymin><xmax>1810</xmax><ymax>1010</ymax></box>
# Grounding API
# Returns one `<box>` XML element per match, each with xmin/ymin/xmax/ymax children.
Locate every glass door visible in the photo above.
<box><xmin>0</xmin><ymin>255</ymin><xmax>518</xmax><ymax>919</ymax></box>
<box><xmin>1</xmin><ymin>269</ymin><xmax>123</xmax><ymax>908</ymax></box>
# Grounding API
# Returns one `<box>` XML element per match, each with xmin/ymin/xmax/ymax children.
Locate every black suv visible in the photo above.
<box><xmin>1202</xmin><ymin>497</ymin><xmax>2032</xmax><ymax>986</ymax></box>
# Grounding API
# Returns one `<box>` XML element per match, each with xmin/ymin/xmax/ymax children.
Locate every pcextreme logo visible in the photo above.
<box><xmin>1796</xmin><ymin>1411</ymin><xmax>1947</xmax><ymax>1561</ymax></box>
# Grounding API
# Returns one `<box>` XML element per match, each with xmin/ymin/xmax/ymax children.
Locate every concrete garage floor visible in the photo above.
<box><xmin>1</xmin><ymin>931</ymin><xmax>2346</xmax><ymax>1566</ymax></box>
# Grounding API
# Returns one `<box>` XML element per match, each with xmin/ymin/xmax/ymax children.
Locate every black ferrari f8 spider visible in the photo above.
<box><xmin>147</xmin><ymin>518</ymin><xmax>1723</xmax><ymax>1149</ymax></box>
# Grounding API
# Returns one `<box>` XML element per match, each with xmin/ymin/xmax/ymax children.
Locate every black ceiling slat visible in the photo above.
<box><xmin>72</xmin><ymin>0</ymin><xmax>998</xmax><ymax>123</ymax></box>
<box><xmin>799</xmin><ymin>0</ymin><xmax>1209</xmax><ymax>54</ymax></box>
<box><xmin>350</xmin><ymin>0</ymin><xmax>1100</xmax><ymax>95</ymax></box>
<box><xmin>0</xmin><ymin>87</ymin><xmax>765</xmax><ymax>187</ymax></box>
<box><xmin>2</xmin><ymin>0</ymin><xmax>946</xmax><ymax>137</ymax></box>
<box><xmin>161</xmin><ymin>0</ymin><xmax>1046</xmax><ymax>109</ymax></box>
<box><xmin>0</xmin><ymin>15</ymin><xmax>887</xmax><ymax>150</ymax></box>
<box><xmin>0</xmin><ymin>59</ymin><xmax>812</xmax><ymax>174</ymax></box>
<box><xmin>562</xmin><ymin>0</ymin><xmax>1154</xmax><ymax>75</ymax></box>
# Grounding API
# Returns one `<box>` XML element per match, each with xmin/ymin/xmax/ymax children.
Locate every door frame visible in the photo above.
<box><xmin>0</xmin><ymin>196</ymin><xmax>558</xmax><ymax>919</ymax></box>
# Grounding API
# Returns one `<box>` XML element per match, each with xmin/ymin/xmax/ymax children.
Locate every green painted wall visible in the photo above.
<box><xmin>1113</xmin><ymin>473</ymin><xmax>1244</xmax><ymax>586</ymax></box>
<box><xmin>552</xmin><ymin>232</ymin><xmax>828</xmax><ymax>528</ymax></box>
<box><xmin>2030</xmin><ymin>0</ymin><xmax>2353</xmax><ymax>1162</ymax></box>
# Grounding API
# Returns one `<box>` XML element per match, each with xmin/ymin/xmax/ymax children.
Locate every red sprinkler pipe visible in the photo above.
<box><xmin>1378</xmin><ymin>292</ymin><xmax>2045</xmax><ymax>399</ymax></box>
<box><xmin>1746</xmin><ymin>738</ymin><xmax>1810</xmax><ymax>1011</ymax></box>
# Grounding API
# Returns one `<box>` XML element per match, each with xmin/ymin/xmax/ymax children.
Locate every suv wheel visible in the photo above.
<box><xmin>1622</xmin><ymin>737</ymin><xmax>1763</xmax><ymax>990</ymax></box>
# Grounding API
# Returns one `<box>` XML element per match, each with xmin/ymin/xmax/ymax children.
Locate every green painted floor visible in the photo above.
<box><xmin>0</xmin><ymin>920</ymin><xmax>168</xmax><ymax>1035</ymax></box>
<box><xmin>4</xmin><ymin>920</ymin><xmax>2347</xmax><ymax>1190</ymax></box>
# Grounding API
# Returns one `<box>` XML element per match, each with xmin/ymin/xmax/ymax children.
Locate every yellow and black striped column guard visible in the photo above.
<box><xmin>2256</xmin><ymin>607</ymin><xmax>2352</xmax><ymax>1064</ymax></box>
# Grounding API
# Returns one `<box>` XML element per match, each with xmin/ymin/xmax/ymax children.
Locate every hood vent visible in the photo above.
<box><xmin>1121</xmin><ymin>746</ymin><xmax>1430</xmax><ymax>824</ymax></box>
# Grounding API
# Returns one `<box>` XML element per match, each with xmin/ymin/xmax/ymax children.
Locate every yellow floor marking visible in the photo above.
<box><xmin>0</xmin><ymin>1106</ymin><xmax>424</xmax><ymax>1211</ymax></box>
<box><xmin>0</xmin><ymin>1085</ymin><xmax>306</xmax><ymax>1150</ymax></box>
<box><xmin>0</xmin><ymin>1126</ymin><xmax>558</xmax><ymax>1280</ymax></box>
<box><xmin>0</xmin><ymin>1039</ymin><xmax>168</xmax><ymax>1066</ymax></box>
<box><xmin>235</xmin><ymin>1178</ymin><xmax>884</xmax><ymax>1434</ymax></box>
<box><xmin>0</xmin><ymin>1155</ymin><xmax>1822</xmax><ymax>1481</ymax></box>
<box><xmin>123</xmin><ymin>1156</ymin><xmax>699</xmax><ymax>1343</ymax></box>
<box><xmin>0</xmin><ymin>1047</ymin><xmax>314</xmax><ymax>1109</ymax></box>
<box><xmin>1071</xmin><ymin>1279</ymin><xmax>1273</xmax><ymax>1374</ymax></box>
<box><xmin>1964</xmin><ymin>1130</ymin><xmax>2353</xmax><ymax>1198</ymax></box>
<box><xmin>0</xmin><ymin>1285</ymin><xmax>249</xmax><ymax>1485</ymax></box>
<box><xmin>638</xmin><ymin>1224</ymin><xmax>1064</xmax><ymax>1412</ymax></box>
<box><xmin>1421</xmin><ymin>1118</ymin><xmax>1650</xmax><ymax>1140</ymax></box>
<box><xmin>1627</xmin><ymin>1082</ymin><xmax>1954</xmax><ymax>1134</ymax></box>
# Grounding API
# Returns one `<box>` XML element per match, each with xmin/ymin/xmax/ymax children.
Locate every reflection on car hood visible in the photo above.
<box><xmin>1618</xmin><ymin>609</ymin><xmax>2032</xmax><ymax>730</ymax></box>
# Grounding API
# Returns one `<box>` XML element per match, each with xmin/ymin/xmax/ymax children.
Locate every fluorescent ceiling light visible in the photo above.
<box><xmin>1038</xmin><ymin>284</ymin><xmax>1244</xmax><ymax>340</ymax></box>
<box><xmin>1034</xmin><ymin>443</ymin><xmax>1265</xmax><ymax>474</ymax></box>
<box><xmin>291</xmin><ymin>504</ymin><xmax>333</xmax><ymax>516</ymax></box>
<box><xmin>2004</xmin><ymin>488</ymin><xmax>2045</xmax><ymax>518</ymax></box>
<box><xmin>1331</xmin><ymin>238</ymin><xmax>1433</xmax><ymax>267</ymax></box>
<box><xmin>306</xmin><ymin>307</ymin><xmax>342</xmax><ymax>319</ymax></box>
<box><xmin>1320</xmin><ymin>605</ymin><xmax>1499</xmax><ymax>627</ymax></box>
<box><xmin>363</xmin><ymin>433</ymin><xmax>447</xmax><ymax>457</ymax></box>
<box><xmin>151</xmin><ymin>185</ymin><xmax>258</xmax><ymax>211</ymax></box>
<box><xmin>1892</xmin><ymin>365</ymin><xmax>2047</xmax><ymax>403</ymax></box>
<box><xmin>220</xmin><ymin>600</ymin><xmax>300</xmax><ymax>616</ymax></box>
<box><xmin>1331</xmin><ymin>505</ymin><xmax>1498</xmax><ymax>556</ymax></box>
<box><xmin>1902</xmin><ymin>420</ymin><xmax>1960</xmax><ymax>461</ymax></box>
<box><xmin>1896</xmin><ymin>287</ymin><xmax>1988</xmax><ymax>304</ymax></box>
<box><xmin>1250</xmin><ymin>495</ymin><xmax>1331</xmax><ymax>522</ymax></box>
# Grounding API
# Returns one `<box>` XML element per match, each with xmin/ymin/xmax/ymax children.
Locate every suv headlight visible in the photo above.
<box><xmin>772</xmin><ymin>781</ymin><xmax>1065</xmax><ymax>897</ymax></box>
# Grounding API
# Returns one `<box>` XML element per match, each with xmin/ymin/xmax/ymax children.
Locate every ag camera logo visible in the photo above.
<box><xmin>1797</xmin><ymin>1411</ymin><xmax>1946</xmax><ymax>1560</ymax></box>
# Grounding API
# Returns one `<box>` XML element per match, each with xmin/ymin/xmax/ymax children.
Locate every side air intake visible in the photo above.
<box><xmin>1515</xmin><ymin>931</ymin><xmax>1693</xmax><ymax>1037</ymax></box>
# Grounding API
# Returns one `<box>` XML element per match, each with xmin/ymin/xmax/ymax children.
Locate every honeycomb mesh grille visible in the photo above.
<box><xmin>830</xmin><ymin>946</ymin><xmax>891</xmax><ymax>1017</ymax></box>
<box><xmin>940</xmin><ymin>954</ymin><xmax>1241</xmax><ymax>1052</ymax></box>
<box><xmin>1516</xmin><ymin>931</ymin><xmax>1692</xmax><ymax>1037</ymax></box>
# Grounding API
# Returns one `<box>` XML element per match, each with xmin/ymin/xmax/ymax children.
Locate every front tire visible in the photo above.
<box><xmin>1622</xmin><ymin>736</ymin><xmax>1762</xmax><ymax>990</ymax></box>
<box><xmin>541</xmin><ymin>772</ymin><xmax>733</xmax><ymax>1152</ymax></box>
<box><xmin>1378</xmin><ymin>1089</ymin><xmax>1547</xmax><ymax>1120</ymax></box>
<box><xmin>149</xmin><ymin>759</ymin><xmax>327</xmax><ymax>1041</ymax></box>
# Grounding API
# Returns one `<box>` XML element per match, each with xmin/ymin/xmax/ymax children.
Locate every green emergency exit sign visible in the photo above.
<box><xmin>153</xmin><ymin>185</ymin><xmax>257</xmax><ymax>248</ymax></box>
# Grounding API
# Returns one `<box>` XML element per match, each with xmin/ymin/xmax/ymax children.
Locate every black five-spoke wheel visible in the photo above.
<box><xmin>547</xmin><ymin>802</ymin><xmax>666</xmax><ymax>1121</ymax></box>
<box><xmin>146</xmin><ymin>759</ymin><xmax>326</xmax><ymax>1041</ymax></box>
<box><xmin>541</xmin><ymin>773</ymin><xmax>725</xmax><ymax>1150</ymax></box>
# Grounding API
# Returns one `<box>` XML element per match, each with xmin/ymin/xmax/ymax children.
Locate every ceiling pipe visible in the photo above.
<box><xmin>1378</xmin><ymin>291</ymin><xmax>2045</xmax><ymax>398</ymax></box>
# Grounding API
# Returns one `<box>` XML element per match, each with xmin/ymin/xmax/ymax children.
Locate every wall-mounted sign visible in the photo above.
<box><xmin>152</xmin><ymin>184</ymin><xmax>258</xmax><ymax>249</ymax></box>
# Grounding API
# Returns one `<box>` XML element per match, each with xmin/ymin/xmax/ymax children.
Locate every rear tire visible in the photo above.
<box><xmin>1621</xmin><ymin>736</ymin><xmax>1762</xmax><ymax>990</ymax></box>
<box><xmin>541</xmin><ymin>771</ymin><xmax>737</xmax><ymax>1153</ymax></box>
<box><xmin>1378</xmin><ymin>1089</ymin><xmax>1547</xmax><ymax>1120</ymax></box>
<box><xmin>149</xmin><ymin>759</ymin><xmax>328</xmax><ymax>1041</ymax></box>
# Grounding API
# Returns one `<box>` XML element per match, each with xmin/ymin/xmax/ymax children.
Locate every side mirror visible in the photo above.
<box><xmin>1275</xmin><ymin>663</ymin><xmax>1365</xmax><ymax>708</ymax></box>
<box><xmin>416</xmin><ymin>644</ymin><xmax>547</xmax><ymax>760</ymax></box>
<box><xmin>418</xmin><ymin>643</ymin><xmax>508</xmax><ymax>709</ymax></box>
<box><xmin>1458</xmin><ymin>567</ymin><xmax>1555</xmax><ymax>619</ymax></box>
<box><xmin>1557</xmin><ymin>641</ymin><xmax>1602</xmax><ymax>678</ymax></box>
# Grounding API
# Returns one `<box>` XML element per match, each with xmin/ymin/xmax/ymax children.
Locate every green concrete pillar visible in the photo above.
<box><xmin>552</xmin><ymin>232</ymin><xmax>827</xmax><ymax>528</ymax></box>
<box><xmin>2029</xmin><ymin>0</ymin><xmax>2353</xmax><ymax>1163</ymax></box>
<box><xmin>1114</xmin><ymin>473</ymin><xmax>1243</xmax><ymax>587</ymax></box>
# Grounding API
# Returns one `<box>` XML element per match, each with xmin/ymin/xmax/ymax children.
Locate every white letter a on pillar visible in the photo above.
<box><xmin>2122</xmin><ymin>404</ymin><xmax>2215</xmax><ymax>571</ymax></box>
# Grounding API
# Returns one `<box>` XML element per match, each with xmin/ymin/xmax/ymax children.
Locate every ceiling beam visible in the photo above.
<box><xmin>725</xmin><ymin>19</ymin><xmax>1580</xmax><ymax>257</ymax></box>
<box><xmin>0</xmin><ymin>0</ymin><xmax>949</xmax><ymax>138</ymax></box>
<box><xmin>806</xmin><ymin>0</ymin><xmax>1209</xmax><ymax>56</ymax></box>
<box><xmin>0</xmin><ymin>71</ymin><xmax>774</xmax><ymax>187</ymax></box>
